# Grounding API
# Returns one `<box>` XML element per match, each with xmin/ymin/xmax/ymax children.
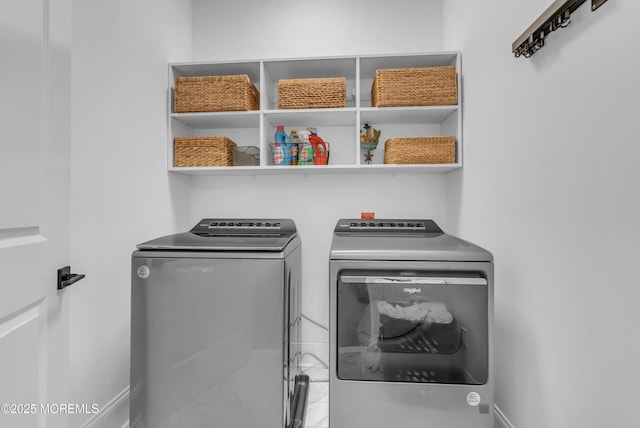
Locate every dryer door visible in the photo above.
<box><xmin>337</xmin><ymin>271</ymin><xmax>488</xmax><ymax>385</ymax></box>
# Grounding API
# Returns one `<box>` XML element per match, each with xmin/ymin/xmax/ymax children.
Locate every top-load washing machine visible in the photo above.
<box><xmin>130</xmin><ymin>219</ymin><xmax>308</xmax><ymax>428</ymax></box>
<box><xmin>329</xmin><ymin>218</ymin><xmax>494</xmax><ymax>427</ymax></box>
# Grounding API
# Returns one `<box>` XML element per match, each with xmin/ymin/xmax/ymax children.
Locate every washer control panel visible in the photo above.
<box><xmin>203</xmin><ymin>221</ymin><xmax>281</xmax><ymax>229</ymax></box>
<box><xmin>190</xmin><ymin>219</ymin><xmax>295</xmax><ymax>236</ymax></box>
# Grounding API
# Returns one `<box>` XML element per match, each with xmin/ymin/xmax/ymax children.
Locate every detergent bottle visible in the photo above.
<box><xmin>308</xmin><ymin>130</ymin><xmax>328</xmax><ymax>165</ymax></box>
<box><xmin>273</xmin><ymin>125</ymin><xmax>291</xmax><ymax>165</ymax></box>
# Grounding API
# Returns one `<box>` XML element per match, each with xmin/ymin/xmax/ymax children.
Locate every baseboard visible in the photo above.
<box><xmin>494</xmin><ymin>404</ymin><xmax>515</xmax><ymax>428</ymax></box>
<box><xmin>79</xmin><ymin>386</ymin><xmax>129</xmax><ymax>428</ymax></box>
<box><xmin>300</xmin><ymin>341</ymin><xmax>328</xmax><ymax>364</ymax></box>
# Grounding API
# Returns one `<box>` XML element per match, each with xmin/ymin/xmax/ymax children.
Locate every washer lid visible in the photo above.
<box><xmin>136</xmin><ymin>218</ymin><xmax>298</xmax><ymax>251</ymax></box>
<box><xmin>330</xmin><ymin>219</ymin><xmax>493</xmax><ymax>262</ymax></box>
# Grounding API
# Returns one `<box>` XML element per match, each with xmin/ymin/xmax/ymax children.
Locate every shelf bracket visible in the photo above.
<box><xmin>512</xmin><ymin>0</ymin><xmax>608</xmax><ymax>58</ymax></box>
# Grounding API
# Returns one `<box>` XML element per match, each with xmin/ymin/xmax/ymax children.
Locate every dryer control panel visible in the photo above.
<box><xmin>334</xmin><ymin>219</ymin><xmax>443</xmax><ymax>235</ymax></box>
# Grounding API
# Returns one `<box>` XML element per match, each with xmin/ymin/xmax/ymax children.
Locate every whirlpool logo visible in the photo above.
<box><xmin>403</xmin><ymin>287</ymin><xmax>421</xmax><ymax>294</ymax></box>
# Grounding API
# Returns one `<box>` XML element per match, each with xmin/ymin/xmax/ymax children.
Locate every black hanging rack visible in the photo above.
<box><xmin>512</xmin><ymin>0</ymin><xmax>608</xmax><ymax>58</ymax></box>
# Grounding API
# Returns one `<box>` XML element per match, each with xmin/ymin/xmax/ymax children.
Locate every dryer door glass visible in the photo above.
<box><xmin>337</xmin><ymin>271</ymin><xmax>488</xmax><ymax>385</ymax></box>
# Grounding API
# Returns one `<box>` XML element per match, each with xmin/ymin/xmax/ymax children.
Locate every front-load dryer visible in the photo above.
<box><xmin>130</xmin><ymin>219</ymin><xmax>308</xmax><ymax>428</ymax></box>
<box><xmin>329</xmin><ymin>219</ymin><xmax>494</xmax><ymax>427</ymax></box>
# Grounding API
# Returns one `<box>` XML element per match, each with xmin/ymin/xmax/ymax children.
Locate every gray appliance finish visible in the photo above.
<box><xmin>131</xmin><ymin>219</ymin><xmax>304</xmax><ymax>428</ymax></box>
<box><xmin>329</xmin><ymin>219</ymin><xmax>494</xmax><ymax>428</ymax></box>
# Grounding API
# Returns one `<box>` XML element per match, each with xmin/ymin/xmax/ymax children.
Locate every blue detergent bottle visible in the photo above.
<box><xmin>274</xmin><ymin>125</ymin><xmax>291</xmax><ymax>165</ymax></box>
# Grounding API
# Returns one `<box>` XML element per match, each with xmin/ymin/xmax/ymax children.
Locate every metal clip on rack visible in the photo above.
<box><xmin>512</xmin><ymin>0</ymin><xmax>608</xmax><ymax>58</ymax></box>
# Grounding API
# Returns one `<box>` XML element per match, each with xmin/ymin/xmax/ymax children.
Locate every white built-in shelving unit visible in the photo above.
<box><xmin>168</xmin><ymin>52</ymin><xmax>462</xmax><ymax>175</ymax></box>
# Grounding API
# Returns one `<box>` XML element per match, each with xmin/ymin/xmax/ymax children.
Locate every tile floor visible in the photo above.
<box><xmin>300</xmin><ymin>355</ymin><xmax>329</xmax><ymax>428</ymax></box>
<box><xmin>304</xmin><ymin>379</ymin><xmax>328</xmax><ymax>428</ymax></box>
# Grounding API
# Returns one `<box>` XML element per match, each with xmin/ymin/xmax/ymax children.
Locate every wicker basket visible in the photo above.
<box><xmin>383</xmin><ymin>136</ymin><xmax>456</xmax><ymax>164</ymax></box>
<box><xmin>278</xmin><ymin>77</ymin><xmax>346</xmax><ymax>109</ymax></box>
<box><xmin>372</xmin><ymin>66</ymin><xmax>457</xmax><ymax>107</ymax></box>
<box><xmin>174</xmin><ymin>75</ymin><xmax>260</xmax><ymax>113</ymax></box>
<box><xmin>174</xmin><ymin>136</ymin><xmax>236</xmax><ymax>167</ymax></box>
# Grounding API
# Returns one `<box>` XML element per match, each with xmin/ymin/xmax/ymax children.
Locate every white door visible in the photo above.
<box><xmin>0</xmin><ymin>0</ymin><xmax>73</xmax><ymax>427</ymax></box>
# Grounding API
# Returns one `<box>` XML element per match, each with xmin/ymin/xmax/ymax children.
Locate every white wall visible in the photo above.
<box><xmin>192</xmin><ymin>0</ymin><xmax>443</xmax><ymax>61</ymax></box>
<box><xmin>191</xmin><ymin>0</ymin><xmax>447</xmax><ymax>363</ymax></box>
<box><xmin>69</xmin><ymin>1</ymin><xmax>192</xmax><ymax>426</ymax></box>
<box><xmin>443</xmin><ymin>0</ymin><xmax>640</xmax><ymax>426</ymax></box>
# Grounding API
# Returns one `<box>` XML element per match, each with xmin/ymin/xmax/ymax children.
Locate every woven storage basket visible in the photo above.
<box><xmin>383</xmin><ymin>136</ymin><xmax>456</xmax><ymax>164</ymax></box>
<box><xmin>174</xmin><ymin>136</ymin><xmax>236</xmax><ymax>167</ymax></box>
<box><xmin>278</xmin><ymin>77</ymin><xmax>346</xmax><ymax>109</ymax></box>
<box><xmin>174</xmin><ymin>74</ymin><xmax>260</xmax><ymax>113</ymax></box>
<box><xmin>372</xmin><ymin>66</ymin><xmax>457</xmax><ymax>107</ymax></box>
